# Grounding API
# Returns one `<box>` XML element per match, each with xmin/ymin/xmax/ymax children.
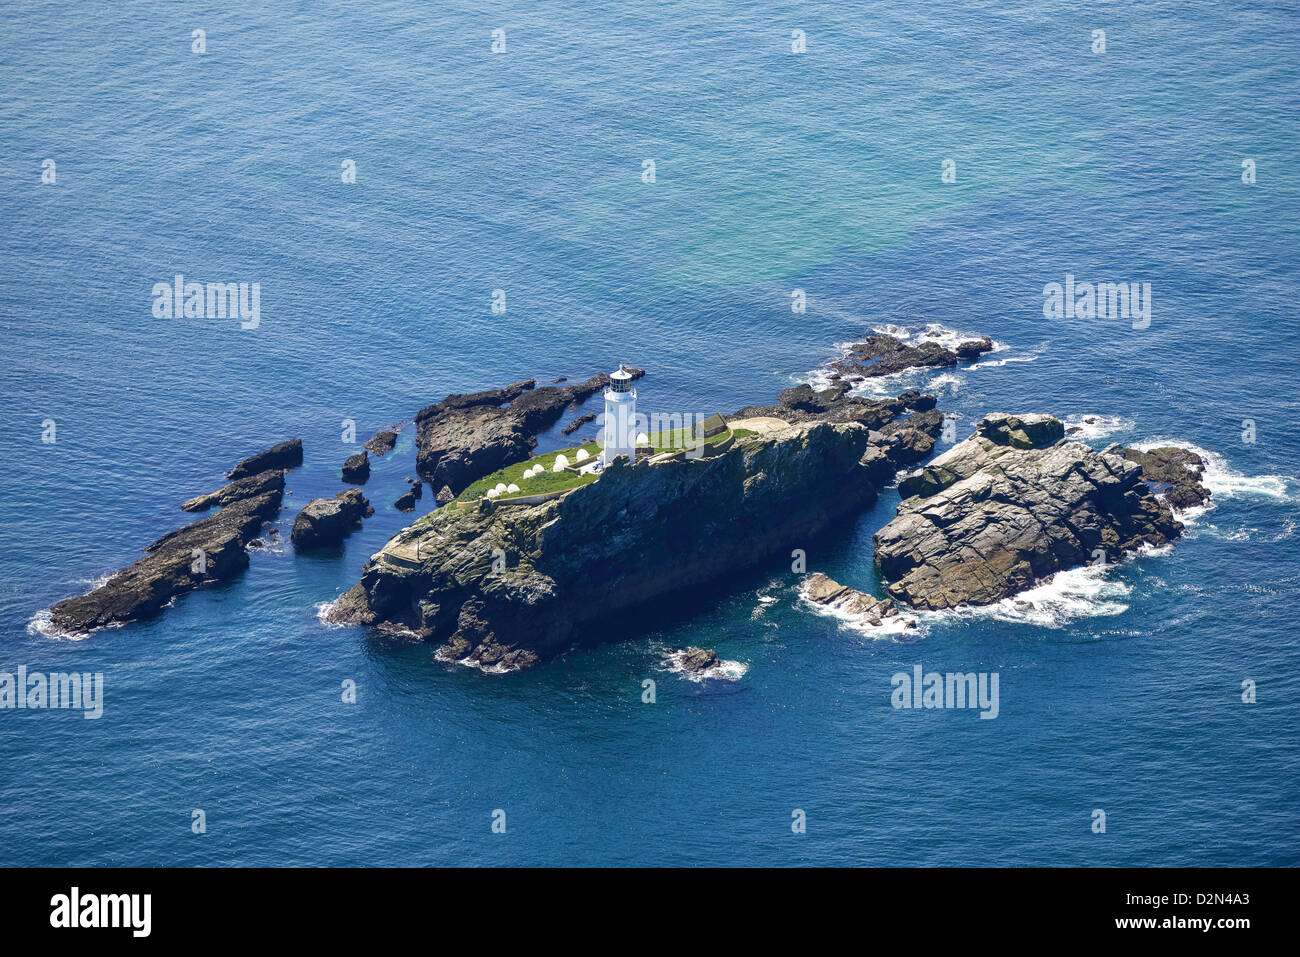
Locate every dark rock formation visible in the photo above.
<box><xmin>677</xmin><ymin>647</ymin><xmax>719</xmax><ymax>674</ymax></box>
<box><xmin>1122</xmin><ymin>446</ymin><xmax>1210</xmax><ymax>510</ymax></box>
<box><xmin>291</xmin><ymin>489</ymin><xmax>372</xmax><ymax>549</ymax></box>
<box><xmin>954</xmin><ymin>336</ymin><xmax>994</xmax><ymax>359</ymax></box>
<box><xmin>326</xmin><ymin>421</ymin><xmax>905</xmax><ymax>670</ymax></box>
<box><xmin>830</xmin><ymin>333</ymin><xmax>993</xmax><ymax>380</ymax></box>
<box><xmin>875</xmin><ymin>414</ymin><xmax>1189</xmax><ymax>610</ymax></box>
<box><xmin>561</xmin><ymin>413</ymin><xmax>596</xmax><ymax>436</ymax></box>
<box><xmin>227</xmin><ymin>439</ymin><xmax>302</xmax><ymax>480</ymax></box>
<box><xmin>413</xmin><ymin>375</ymin><xmax>609</xmax><ymax>496</ymax></box>
<box><xmin>803</xmin><ymin>572</ymin><xmax>907</xmax><ymax>627</ymax></box>
<box><xmin>49</xmin><ymin>487</ymin><xmax>282</xmax><ymax>634</ymax></box>
<box><xmin>394</xmin><ymin>482</ymin><xmax>422</xmax><ymax>513</ymax></box>
<box><xmin>434</xmin><ymin>484</ymin><xmax>455</xmax><ymax>506</ymax></box>
<box><xmin>364</xmin><ymin>423</ymin><xmax>404</xmax><ymax>457</ymax></box>
<box><xmin>341</xmin><ymin>450</ymin><xmax>370</xmax><ymax>484</ymax></box>
<box><xmin>181</xmin><ymin>468</ymin><xmax>284</xmax><ymax>512</ymax></box>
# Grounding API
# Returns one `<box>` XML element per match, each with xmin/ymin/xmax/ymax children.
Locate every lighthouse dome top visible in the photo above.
<box><xmin>608</xmin><ymin>364</ymin><xmax>634</xmax><ymax>393</ymax></box>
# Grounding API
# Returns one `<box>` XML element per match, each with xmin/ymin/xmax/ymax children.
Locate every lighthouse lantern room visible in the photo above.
<box><xmin>601</xmin><ymin>364</ymin><xmax>638</xmax><ymax>467</ymax></box>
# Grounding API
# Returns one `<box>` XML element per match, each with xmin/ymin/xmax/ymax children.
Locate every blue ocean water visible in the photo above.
<box><xmin>2</xmin><ymin>0</ymin><xmax>1298</xmax><ymax>866</ymax></box>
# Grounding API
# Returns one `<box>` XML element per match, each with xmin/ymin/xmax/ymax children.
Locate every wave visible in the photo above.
<box><xmin>796</xmin><ymin>580</ymin><xmax>921</xmax><ymax>639</ymax></box>
<box><xmin>922</xmin><ymin>563</ymin><xmax>1133</xmax><ymax>628</ymax></box>
<box><xmin>662</xmin><ymin>649</ymin><xmax>748</xmax><ymax>682</ymax></box>
<box><xmin>1063</xmin><ymin>413</ymin><xmax>1136</xmax><ymax>441</ymax></box>
<box><xmin>1128</xmin><ymin>439</ymin><xmax>1295</xmax><ymax>527</ymax></box>
<box><xmin>26</xmin><ymin>608</ymin><xmax>106</xmax><ymax>641</ymax></box>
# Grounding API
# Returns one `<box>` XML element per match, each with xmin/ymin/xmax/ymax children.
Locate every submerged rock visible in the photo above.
<box><xmin>291</xmin><ymin>489</ymin><xmax>372</xmax><ymax>549</ymax></box>
<box><xmin>327</xmin><ymin>421</ymin><xmax>903</xmax><ymax>669</ymax></box>
<box><xmin>227</xmin><ymin>439</ymin><xmax>303</xmax><ymax>480</ymax></box>
<box><xmin>875</xmin><ymin>414</ymin><xmax>1190</xmax><ymax>610</ymax></box>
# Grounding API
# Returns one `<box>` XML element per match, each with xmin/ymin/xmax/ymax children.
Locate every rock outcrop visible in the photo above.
<box><xmin>1122</xmin><ymin>446</ymin><xmax>1210</xmax><ymax>510</ymax></box>
<box><xmin>561</xmin><ymin>413</ymin><xmax>596</xmax><ymax>436</ymax></box>
<box><xmin>326</xmin><ymin>421</ymin><xmax>903</xmax><ymax>670</ymax></box>
<box><xmin>364</xmin><ymin>423</ymin><xmax>404</xmax><ymax>457</ymax></box>
<box><xmin>341</xmin><ymin>450</ymin><xmax>370</xmax><ymax>484</ymax></box>
<box><xmin>676</xmin><ymin>647</ymin><xmax>720</xmax><ymax>674</ymax></box>
<box><xmin>394</xmin><ymin>481</ymin><xmax>423</xmax><ymax>513</ymax></box>
<box><xmin>413</xmin><ymin>375</ymin><xmax>609</xmax><ymax>495</ymax></box>
<box><xmin>831</xmin><ymin>332</ymin><xmax>993</xmax><ymax>380</ymax></box>
<box><xmin>802</xmin><ymin>572</ymin><xmax>906</xmax><ymax>627</ymax></box>
<box><xmin>181</xmin><ymin>468</ymin><xmax>284</xmax><ymax>512</ymax></box>
<box><xmin>291</xmin><ymin>489</ymin><xmax>372</xmax><ymax>549</ymax></box>
<box><xmin>49</xmin><ymin>481</ymin><xmax>283</xmax><ymax>634</ymax></box>
<box><xmin>227</xmin><ymin>439</ymin><xmax>303</xmax><ymax>480</ymax></box>
<box><xmin>875</xmin><ymin>414</ymin><xmax>1189</xmax><ymax>610</ymax></box>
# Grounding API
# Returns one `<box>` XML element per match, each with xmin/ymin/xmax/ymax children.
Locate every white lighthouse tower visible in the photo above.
<box><xmin>601</xmin><ymin>364</ymin><xmax>638</xmax><ymax>467</ymax></box>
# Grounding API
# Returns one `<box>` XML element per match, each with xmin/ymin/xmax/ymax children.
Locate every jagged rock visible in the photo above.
<box><xmin>181</xmin><ymin>468</ymin><xmax>285</xmax><ymax>512</ymax></box>
<box><xmin>49</xmin><ymin>489</ymin><xmax>282</xmax><ymax>634</ymax></box>
<box><xmin>830</xmin><ymin>332</ymin><xmax>991</xmax><ymax>380</ymax></box>
<box><xmin>803</xmin><ymin>572</ymin><xmax>904</xmax><ymax>626</ymax></box>
<box><xmin>291</xmin><ymin>489</ymin><xmax>371</xmax><ymax>549</ymax></box>
<box><xmin>227</xmin><ymin>439</ymin><xmax>302</xmax><ymax>480</ymax></box>
<box><xmin>562</xmin><ymin>413</ymin><xmax>597</xmax><ymax>436</ymax></box>
<box><xmin>327</xmin><ymin>421</ymin><xmax>903</xmax><ymax>669</ymax></box>
<box><xmin>1122</xmin><ymin>447</ymin><xmax>1210</xmax><ymax>510</ymax></box>
<box><xmin>552</xmin><ymin>377</ymin><xmax>568</xmax><ymax>384</ymax></box>
<box><xmin>678</xmin><ymin>647</ymin><xmax>719</xmax><ymax>673</ymax></box>
<box><xmin>875</xmin><ymin>414</ymin><xmax>1190</xmax><ymax>610</ymax></box>
<box><xmin>897</xmin><ymin>390</ymin><xmax>938</xmax><ymax>412</ymax></box>
<box><xmin>413</xmin><ymin>375</ymin><xmax>608</xmax><ymax>495</ymax></box>
<box><xmin>364</xmin><ymin>423</ymin><xmax>403</xmax><ymax>457</ymax></box>
<box><xmin>341</xmin><ymin>450</ymin><xmax>370</xmax><ymax>484</ymax></box>
<box><xmin>955</xmin><ymin>336</ymin><xmax>994</xmax><ymax>359</ymax></box>
<box><xmin>434</xmin><ymin>484</ymin><xmax>455</xmax><ymax>506</ymax></box>
<box><xmin>394</xmin><ymin>481</ymin><xmax>423</xmax><ymax>513</ymax></box>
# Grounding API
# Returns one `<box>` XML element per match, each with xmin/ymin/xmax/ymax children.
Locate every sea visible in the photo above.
<box><xmin>1</xmin><ymin>0</ymin><xmax>1298</xmax><ymax>866</ymax></box>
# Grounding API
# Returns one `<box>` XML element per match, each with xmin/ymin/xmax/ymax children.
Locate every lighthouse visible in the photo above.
<box><xmin>601</xmin><ymin>364</ymin><xmax>638</xmax><ymax>467</ymax></box>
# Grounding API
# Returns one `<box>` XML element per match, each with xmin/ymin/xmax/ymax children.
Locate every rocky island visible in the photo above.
<box><xmin>324</xmin><ymin>387</ymin><xmax>944</xmax><ymax>669</ymax></box>
<box><xmin>47</xmin><ymin>441</ymin><xmax>295</xmax><ymax>634</ymax></box>
<box><xmin>873</xmin><ymin>414</ymin><xmax>1209</xmax><ymax>610</ymax></box>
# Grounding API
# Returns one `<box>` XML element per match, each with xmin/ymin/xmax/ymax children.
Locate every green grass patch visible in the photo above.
<box><xmin>455</xmin><ymin>441</ymin><xmax>602</xmax><ymax>503</ymax></box>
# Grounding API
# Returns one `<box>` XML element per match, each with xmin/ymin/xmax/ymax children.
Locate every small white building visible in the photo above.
<box><xmin>601</xmin><ymin>364</ymin><xmax>638</xmax><ymax>467</ymax></box>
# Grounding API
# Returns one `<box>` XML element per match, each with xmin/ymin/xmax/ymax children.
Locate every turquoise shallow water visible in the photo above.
<box><xmin>1</xmin><ymin>0</ymin><xmax>1298</xmax><ymax>865</ymax></box>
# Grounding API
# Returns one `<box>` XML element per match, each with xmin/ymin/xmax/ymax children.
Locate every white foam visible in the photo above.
<box><xmin>314</xmin><ymin>598</ymin><xmax>350</xmax><ymax>628</ymax></box>
<box><xmin>797</xmin><ymin>580</ymin><xmax>921</xmax><ymax>638</ymax></box>
<box><xmin>662</xmin><ymin>650</ymin><xmax>748</xmax><ymax>682</ymax></box>
<box><xmin>26</xmin><ymin>608</ymin><xmax>103</xmax><ymax>641</ymax></box>
<box><xmin>1129</xmin><ymin>439</ymin><xmax>1294</xmax><ymax>527</ymax></box>
<box><xmin>1063</xmin><ymin>414</ymin><xmax>1136</xmax><ymax>441</ymax></box>
<box><xmin>923</xmin><ymin>563</ymin><xmax>1132</xmax><ymax>628</ymax></box>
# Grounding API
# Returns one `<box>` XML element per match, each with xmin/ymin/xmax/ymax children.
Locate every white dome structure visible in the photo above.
<box><xmin>636</xmin><ymin>432</ymin><xmax>649</xmax><ymax>445</ymax></box>
<box><xmin>553</xmin><ymin>454</ymin><xmax>569</xmax><ymax>472</ymax></box>
<box><xmin>494</xmin><ymin>483</ymin><xmax>507</xmax><ymax>493</ymax></box>
<box><xmin>486</xmin><ymin>488</ymin><xmax>500</xmax><ymax>499</ymax></box>
<box><xmin>575</xmin><ymin>448</ymin><xmax>589</xmax><ymax>462</ymax></box>
<box><xmin>507</xmin><ymin>483</ymin><xmax>520</xmax><ymax>493</ymax></box>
